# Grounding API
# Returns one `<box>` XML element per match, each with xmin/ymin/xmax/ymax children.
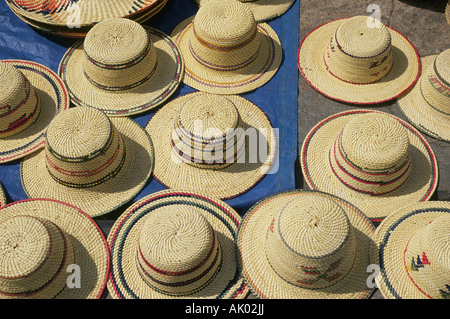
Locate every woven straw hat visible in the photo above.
<box><xmin>193</xmin><ymin>0</ymin><xmax>295</xmax><ymax>22</ymax></box>
<box><xmin>446</xmin><ymin>1</ymin><xmax>450</xmax><ymax>26</ymax></box>
<box><xmin>0</xmin><ymin>60</ymin><xmax>69</xmax><ymax>163</ymax></box>
<box><xmin>171</xmin><ymin>0</ymin><xmax>282</xmax><ymax>95</ymax></box>
<box><xmin>237</xmin><ymin>189</ymin><xmax>376</xmax><ymax>299</ymax></box>
<box><xmin>145</xmin><ymin>92</ymin><xmax>277</xmax><ymax>199</ymax></box>
<box><xmin>298</xmin><ymin>16</ymin><xmax>420</xmax><ymax>104</ymax></box>
<box><xmin>0</xmin><ymin>183</ymin><xmax>6</xmax><ymax>207</ymax></box>
<box><xmin>6</xmin><ymin>0</ymin><xmax>163</xmax><ymax>27</ymax></box>
<box><xmin>20</xmin><ymin>106</ymin><xmax>154</xmax><ymax>218</ymax></box>
<box><xmin>107</xmin><ymin>189</ymin><xmax>249</xmax><ymax>299</ymax></box>
<box><xmin>0</xmin><ymin>198</ymin><xmax>110</xmax><ymax>299</ymax></box>
<box><xmin>58</xmin><ymin>18</ymin><xmax>183</xmax><ymax>116</ymax></box>
<box><xmin>397</xmin><ymin>49</ymin><xmax>450</xmax><ymax>142</ymax></box>
<box><xmin>301</xmin><ymin>109</ymin><xmax>438</xmax><ymax>222</ymax></box>
<box><xmin>372</xmin><ymin>201</ymin><xmax>450</xmax><ymax>299</ymax></box>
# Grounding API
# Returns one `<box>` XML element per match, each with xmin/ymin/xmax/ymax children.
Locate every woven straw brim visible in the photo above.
<box><xmin>298</xmin><ymin>18</ymin><xmax>421</xmax><ymax>104</ymax></box>
<box><xmin>171</xmin><ymin>16</ymin><xmax>282</xmax><ymax>95</ymax></box>
<box><xmin>107</xmin><ymin>189</ymin><xmax>249</xmax><ymax>299</ymax></box>
<box><xmin>0</xmin><ymin>183</ymin><xmax>6</xmax><ymax>207</ymax></box>
<box><xmin>446</xmin><ymin>1</ymin><xmax>450</xmax><ymax>26</ymax></box>
<box><xmin>397</xmin><ymin>55</ymin><xmax>450</xmax><ymax>142</ymax></box>
<box><xmin>20</xmin><ymin>117</ymin><xmax>154</xmax><ymax>218</ymax></box>
<box><xmin>58</xmin><ymin>27</ymin><xmax>183</xmax><ymax>116</ymax></box>
<box><xmin>301</xmin><ymin>109</ymin><xmax>438</xmax><ymax>222</ymax></box>
<box><xmin>8</xmin><ymin>0</ymin><xmax>168</xmax><ymax>38</ymax></box>
<box><xmin>6</xmin><ymin>0</ymin><xmax>162</xmax><ymax>27</ymax></box>
<box><xmin>237</xmin><ymin>189</ymin><xmax>376</xmax><ymax>299</ymax></box>
<box><xmin>0</xmin><ymin>60</ymin><xmax>69</xmax><ymax>163</ymax></box>
<box><xmin>145</xmin><ymin>92</ymin><xmax>277</xmax><ymax>200</ymax></box>
<box><xmin>194</xmin><ymin>0</ymin><xmax>295</xmax><ymax>22</ymax></box>
<box><xmin>371</xmin><ymin>201</ymin><xmax>450</xmax><ymax>299</ymax></box>
<box><xmin>0</xmin><ymin>198</ymin><xmax>110</xmax><ymax>299</ymax></box>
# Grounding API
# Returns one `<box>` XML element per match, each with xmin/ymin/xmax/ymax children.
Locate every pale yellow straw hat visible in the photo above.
<box><xmin>301</xmin><ymin>109</ymin><xmax>438</xmax><ymax>222</ymax></box>
<box><xmin>20</xmin><ymin>106</ymin><xmax>154</xmax><ymax>218</ymax></box>
<box><xmin>193</xmin><ymin>0</ymin><xmax>295</xmax><ymax>22</ymax></box>
<box><xmin>0</xmin><ymin>183</ymin><xmax>6</xmax><ymax>207</ymax></box>
<box><xmin>145</xmin><ymin>92</ymin><xmax>277</xmax><ymax>200</ymax></box>
<box><xmin>237</xmin><ymin>189</ymin><xmax>376</xmax><ymax>299</ymax></box>
<box><xmin>59</xmin><ymin>18</ymin><xmax>183</xmax><ymax>116</ymax></box>
<box><xmin>107</xmin><ymin>189</ymin><xmax>249</xmax><ymax>299</ymax></box>
<box><xmin>171</xmin><ymin>0</ymin><xmax>282</xmax><ymax>95</ymax></box>
<box><xmin>0</xmin><ymin>60</ymin><xmax>69</xmax><ymax>163</ymax></box>
<box><xmin>446</xmin><ymin>1</ymin><xmax>450</xmax><ymax>26</ymax></box>
<box><xmin>0</xmin><ymin>198</ymin><xmax>110</xmax><ymax>299</ymax></box>
<box><xmin>298</xmin><ymin>15</ymin><xmax>420</xmax><ymax>104</ymax></box>
<box><xmin>397</xmin><ymin>49</ymin><xmax>450</xmax><ymax>142</ymax></box>
<box><xmin>372</xmin><ymin>201</ymin><xmax>450</xmax><ymax>299</ymax></box>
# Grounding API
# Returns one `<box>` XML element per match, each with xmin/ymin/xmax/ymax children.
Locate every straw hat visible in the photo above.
<box><xmin>171</xmin><ymin>0</ymin><xmax>282</xmax><ymax>95</ymax></box>
<box><xmin>372</xmin><ymin>201</ymin><xmax>450</xmax><ymax>299</ymax></box>
<box><xmin>298</xmin><ymin>15</ymin><xmax>420</xmax><ymax>104</ymax></box>
<box><xmin>237</xmin><ymin>189</ymin><xmax>376</xmax><ymax>299</ymax></box>
<box><xmin>107</xmin><ymin>189</ymin><xmax>249</xmax><ymax>299</ymax></box>
<box><xmin>446</xmin><ymin>1</ymin><xmax>450</xmax><ymax>26</ymax></box>
<box><xmin>20</xmin><ymin>106</ymin><xmax>154</xmax><ymax>218</ymax></box>
<box><xmin>397</xmin><ymin>49</ymin><xmax>450</xmax><ymax>142</ymax></box>
<box><xmin>0</xmin><ymin>60</ymin><xmax>69</xmax><ymax>163</ymax></box>
<box><xmin>145</xmin><ymin>92</ymin><xmax>277</xmax><ymax>200</ymax></box>
<box><xmin>0</xmin><ymin>183</ymin><xmax>6</xmax><ymax>207</ymax></box>
<box><xmin>193</xmin><ymin>0</ymin><xmax>295</xmax><ymax>22</ymax></box>
<box><xmin>58</xmin><ymin>18</ymin><xmax>183</xmax><ymax>116</ymax></box>
<box><xmin>6</xmin><ymin>0</ymin><xmax>163</xmax><ymax>26</ymax></box>
<box><xmin>301</xmin><ymin>109</ymin><xmax>438</xmax><ymax>221</ymax></box>
<box><xmin>0</xmin><ymin>198</ymin><xmax>110</xmax><ymax>299</ymax></box>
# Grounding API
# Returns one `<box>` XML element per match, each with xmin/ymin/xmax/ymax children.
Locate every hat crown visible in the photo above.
<box><xmin>435</xmin><ymin>49</ymin><xmax>450</xmax><ymax>84</ymax></box>
<box><xmin>45</xmin><ymin>107</ymin><xmax>126</xmax><ymax>188</ymax></box>
<box><xmin>137</xmin><ymin>206</ymin><xmax>222</xmax><ymax>296</ymax></box>
<box><xmin>0</xmin><ymin>63</ymin><xmax>40</xmax><ymax>138</ymax></box>
<box><xmin>405</xmin><ymin>215</ymin><xmax>450</xmax><ymax>298</ymax></box>
<box><xmin>265</xmin><ymin>195</ymin><xmax>357</xmax><ymax>289</ymax></box>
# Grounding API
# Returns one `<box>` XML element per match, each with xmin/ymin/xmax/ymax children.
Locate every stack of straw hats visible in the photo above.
<box><xmin>5</xmin><ymin>0</ymin><xmax>169</xmax><ymax>38</ymax></box>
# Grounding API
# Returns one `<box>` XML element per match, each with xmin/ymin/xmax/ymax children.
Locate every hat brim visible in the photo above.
<box><xmin>0</xmin><ymin>60</ymin><xmax>69</xmax><ymax>163</ymax></box>
<box><xmin>371</xmin><ymin>201</ymin><xmax>450</xmax><ymax>299</ymax></box>
<box><xmin>300</xmin><ymin>109</ymin><xmax>438</xmax><ymax>222</ymax></box>
<box><xmin>237</xmin><ymin>189</ymin><xmax>376</xmax><ymax>299</ymax></box>
<box><xmin>20</xmin><ymin>116</ymin><xmax>154</xmax><ymax>218</ymax></box>
<box><xmin>0</xmin><ymin>198</ymin><xmax>110</xmax><ymax>299</ymax></box>
<box><xmin>58</xmin><ymin>26</ymin><xmax>183</xmax><ymax>116</ymax></box>
<box><xmin>0</xmin><ymin>183</ymin><xmax>6</xmax><ymax>207</ymax></box>
<box><xmin>194</xmin><ymin>0</ymin><xmax>295</xmax><ymax>22</ymax></box>
<box><xmin>145</xmin><ymin>92</ymin><xmax>277</xmax><ymax>200</ymax></box>
<box><xmin>446</xmin><ymin>1</ymin><xmax>450</xmax><ymax>26</ymax></box>
<box><xmin>397</xmin><ymin>55</ymin><xmax>450</xmax><ymax>142</ymax></box>
<box><xmin>297</xmin><ymin>17</ymin><xmax>421</xmax><ymax>104</ymax></box>
<box><xmin>171</xmin><ymin>16</ymin><xmax>282</xmax><ymax>95</ymax></box>
<box><xmin>107</xmin><ymin>189</ymin><xmax>249</xmax><ymax>299</ymax></box>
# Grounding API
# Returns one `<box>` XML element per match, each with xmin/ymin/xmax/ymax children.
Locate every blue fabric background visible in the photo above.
<box><xmin>0</xmin><ymin>0</ymin><xmax>299</xmax><ymax>216</ymax></box>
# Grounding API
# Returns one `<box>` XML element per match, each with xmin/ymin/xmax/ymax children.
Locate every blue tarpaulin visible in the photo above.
<box><xmin>0</xmin><ymin>0</ymin><xmax>299</xmax><ymax>216</ymax></box>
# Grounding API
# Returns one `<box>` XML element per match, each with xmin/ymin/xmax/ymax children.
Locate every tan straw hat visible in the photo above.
<box><xmin>0</xmin><ymin>183</ymin><xmax>6</xmax><ymax>207</ymax></box>
<box><xmin>0</xmin><ymin>198</ymin><xmax>110</xmax><ymax>299</ymax></box>
<box><xmin>397</xmin><ymin>49</ymin><xmax>450</xmax><ymax>142</ymax></box>
<box><xmin>298</xmin><ymin>15</ymin><xmax>420</xmax><ymax>104</ymax></box>
<box><xmin>20</xmin><ymin>106</ymin><xmax>154</xmax><ymax>218</ymax></box>
<box><xmin>301</xmin><ymin>109</ymin><xmax>438</xmax><ymax>222</ymax></box>
<box><xmin>237</xmin><ymin>189</ymin><xmax>376</xmax><ymax>299</ymax></box>
<box><xmin>145</xmin><ymin>92</ymin><xmax>277</xmax><ymax>200</ymax></box>
<box><xmin>446</xmin><ymin>1</ymin><xmax>450</xmax><ymax>26</ymax></box>
<box><xmin>58</xmin><ymin>18</ymin><xmax>183</xmax><ymax>116</ymax></box>
<box><xmin>193</xmin><ymin>0</ymin><xmax>296</xmax><ymax>22</ymax></box>
<box><xmin>171</xmin><ymin>0</ymin><xmax>282</xmax><ymax>95</ymax></box>
<box><xmin>107</xmin><ymin>189</ymin><xmax>249</xmax><ymax>299</ymax></box>
<box><xmin>0</xmin><ymin>60</ymin><xmax>69</xmax><ymax>163</ymax></box>
<box><xmin>372</xmin><ymin>201</ymin><xmax>450</xmax><ymax>299</ymax></box>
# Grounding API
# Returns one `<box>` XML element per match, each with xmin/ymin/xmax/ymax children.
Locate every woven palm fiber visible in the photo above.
<box><xmin>0</xmin><ymin>60</ymin><xmax>69</xmax><ymax>163</ymax></box>
<box><xmin>301</xmin><ymin>109</ymin><xmax>438</xmax><ymax>222</ymax></box>
<box><xmin>237</xmin><ymin>190</ymin><xmax>376</xmax><ymax>299</ymax></box>
<box><xmin>298</xmin><ymin>15</ymin><xmax>420</xmax><ymax>104</ymax></box>
<box><xmin>20</xmin><ymin>106</ymin><xmax>154</xmax><ymax>218</ymax></box>
<box><xmin>0</xmin><ymin>199</ymin><xmax>110</xmax><ymax>299</ymax></box>
<box><xmin>397</xmin><ymin>49</ymin><xmax>450</xmax><ymax>142</ymax></box>
<box><xmin>107</xmin><ymin>189</ymin><xmax>249</xmax><ymax>299</ymax></box>
<box><xmin>171</xmin><ymin>0</ymin><xmax>282</xmax><ymax>94</ymax></box>
<box><xmin>372</xmin><ymin>201</ymin><xmax>450</xmax><ymax>299</ymax></box>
